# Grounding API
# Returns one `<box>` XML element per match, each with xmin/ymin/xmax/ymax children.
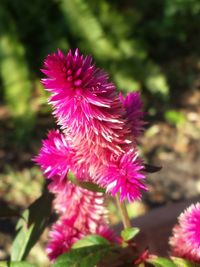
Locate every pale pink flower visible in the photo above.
<box><xmin>49</xmin><ymin>179</ymin><xmax>107</xmax><ymax>231</ymax></box>
<box><xmin>47</xmin><ymin>180</ymin><xmax>114</xmax><ymax>261</ymax></box>
<box><xmin>40</xmin><ymin>49</ymin><xmax>146</xmax><ymax>201</ymax></box>
<box><xmin>169</xmin><ymin>202</ymin><xmax>200</xmax><ymax>263</ymax></box>
<box><xmin>46</xmin><ymin>217</ymin><xmax>83</xmax><ymax>261</ymax></box>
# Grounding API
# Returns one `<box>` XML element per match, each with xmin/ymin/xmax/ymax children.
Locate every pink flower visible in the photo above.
<box><xmin>34</xmin><ymin>130</ymin><xmax>74</xmax><ymax>180</ymax></box>
<box><xmin>120</xmin><ymin>92</ymin><xmax>145</xmax><ymax>139</ymax></box>
<box><xmin>99</xmin><ymin>150</ymin><xmax>146</xmax><ymax>202</ymax></box>
<box><xmin>169</xmin><ymin>202</ymin><xmax>200</xmax><ymax>263</ymax></box>
<box><xmin>40</xmin><ymin>48</ymin><xmax>146</xmax><ymax>201</ymax></box>
<box><xmin>47</xmin><ymin>180</ymin><xmax>114</xmax><ymax>261</ymax></box>
<box><xmin>49</xmin><ymin>180</ymin><xmax>107</xmax><ymax>231</ymax></box>
<box><xmin>46</xmin><ymin>218</ymin><xmax>83</xmax><ymax>261</ymax></box>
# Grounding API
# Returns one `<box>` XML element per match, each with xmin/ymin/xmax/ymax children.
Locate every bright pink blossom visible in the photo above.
<box><xmin>40</xmin><ymin>49</ymin><xmax>146</xmax><ymax>201</ymax></box>
<box><xmin>34</xmin><ymin>130</ymin><xmax>74</xmax><ymax>180</ymax></box>
<box><xmin>99</xmin><ymin>150</ymin><xmax>146</xmax><ymax>202</ymax></box>
<box><xmin>169</xmin><ymin>202</ymin><xmax>200</xmax><ymax>263</ymax></box>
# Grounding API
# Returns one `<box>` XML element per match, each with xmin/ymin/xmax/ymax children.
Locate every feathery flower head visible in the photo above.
<box><xmin>41</xmin><ymin>48</ymin><xmax>120</xmax><ymax>131</ymax></box>
<box><xmin>40</xmin><ymin>48</ymin><xmax>146</xmax><ymax>201</ymax></box>
<box><xmin>34</xmin><ymin>129</ymin><xmax>74</xmax><ymax>180</ymax></box>
<box><xmin>169</xmin><ymin>202</ymin><xmax>200</xmax><ymax>263</ymax></box>
<box><xmin>100</xmin><ymin>150</ymin><xmax>146</xmax><ymax>202</ymax></box>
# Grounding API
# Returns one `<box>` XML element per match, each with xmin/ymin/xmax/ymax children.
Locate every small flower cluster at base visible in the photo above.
<box><xmin>46</xmin><ymin>180</ymin><xmax>114</xmax><ymax>261</ymax></box>
<box><xmin>169</xmin><ymin>202</ymin><xmax>200</xmax><ymax>264</ymax></box>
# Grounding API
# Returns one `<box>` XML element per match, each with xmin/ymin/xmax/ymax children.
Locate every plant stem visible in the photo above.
<box><xmin>116</xmin><ymin>193</ymin><xmax>131</xmax><ymax>229</ymax></box>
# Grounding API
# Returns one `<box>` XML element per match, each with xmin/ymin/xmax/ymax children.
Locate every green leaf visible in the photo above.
<box><xmin>72</xmin><ymin>234</ymin><xmax>110</xmax><ymax>249</ymax></box>
<box><xmin>121</xmin><ymin>227</ymin><xmax>140</xmax><ymax>241</ymax></box>
<box><xmin>68</xmin><ymin>172</ymin><xmax>105</xmax><ymax>193</ymax></box>
<box><xmin>144</xmin><ymin>164</ymin><xmax>162</xmax><ymax>173</ymax></box>
<box><xmin>53</xmin><ymin>245</ymin><xmax>111</xmax><ymax>267</ymax></box>
<box><xmin>11</xmin><ymin>189</ymin><xmax>53</xmax><ymax>261</ymax></box>
<box><xmin>0</xmin><ymin>261</ymin><xmax>37</xmax><ymax>267</ymax></box>
<box><xmin>147</xmin><ymin>256</ymin><xmax>177</xmax><ymax>267</ymax></box>
<box><xmin>171</xmin><ymin>257</ymin><xmax>198</xmax><ymax>267</ymax></box>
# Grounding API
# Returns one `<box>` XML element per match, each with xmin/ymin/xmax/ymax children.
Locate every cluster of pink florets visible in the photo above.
<box><xmin>35</xmin><ymin>49</ymin><xmax>146</xmax><ymax>260</ymax></box>
<box><xmin>169</xmin><ymin>202</ymin><xmax>200</xmax><ymax>264</ymax></box>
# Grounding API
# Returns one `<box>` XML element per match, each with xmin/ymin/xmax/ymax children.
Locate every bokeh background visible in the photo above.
<box><xmin>1</xmin><ymin>0</ymin><xmax>200</xmax><ymax>266</ymax></box>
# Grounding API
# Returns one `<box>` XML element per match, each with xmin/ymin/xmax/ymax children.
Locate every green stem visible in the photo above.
<box><xmin>116</xmin><ymin>193</ymin><xmax>131</xmax><ymax>229</ymax></box>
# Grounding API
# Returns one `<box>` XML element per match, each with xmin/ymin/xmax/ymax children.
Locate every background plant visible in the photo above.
<box><xmin>1</xmin><ymin>0</ymin><xmax>200</xmax><ymax>141</ymax></box>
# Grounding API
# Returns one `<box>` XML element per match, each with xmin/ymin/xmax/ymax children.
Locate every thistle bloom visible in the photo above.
<box><xmin>40</xmin><ymin>48</ymin><xmax>146</xmax><ymax>201</ymax></box>
<box><xmin>169</xmin><ymin>202</ymin><xmax>200</xmax><ymax>263</ymax></box>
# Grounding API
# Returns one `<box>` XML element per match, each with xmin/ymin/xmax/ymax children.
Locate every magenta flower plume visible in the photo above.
<box><xmin>169</xmin><ymin>202</ymin><xmax>200</xmax><ymax>263</ymax></box>
<box><xmin>40</xmin><ymin>48</ymin><xmax>146</xmax><ymax>201</ymax></box>
<box><xmin>47</xmin><ymin>180</ymin><xmax>114</xmax><ymax>261</ymax></box>
<box><xmin>120</xmin><ymin>92</ymin><xmax>145</xmax><ymax>138</ymax></box>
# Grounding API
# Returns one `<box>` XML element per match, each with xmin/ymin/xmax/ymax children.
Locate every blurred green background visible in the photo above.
<box><xmin>1</xmin><ymin>0</ymin><xmax>200</xmax><ymax>142</ymax></box>
<box><xmin>1</xmin><ymin>0</ymin><xmax>200</xmax><ymax>265</ymax></box>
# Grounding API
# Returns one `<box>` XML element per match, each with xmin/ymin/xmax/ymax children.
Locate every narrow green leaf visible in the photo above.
<box><xmin>0</xmin><ymin>261</ymin><xmax>37</xmax><ymax>267</ymax></box>
<box><xmin>171</xmin><ymin>257</ymin><xmax>198</xmax><ymax>267</ymax></box>
<box><xmin>53</xmin><ymin>245</ymin><xmax>111</xmax><ymax>267</ymax></box>
<box><xmin>68</xmin><ymin>172</ymin><xmax>105</xmax><ymax>193</ymax></box>
<box><xmin>72</xmin><ymin>234</ymin><xmax>110</xmax><ymax>249</ymax></box>
<box><xmin>121</xmin><ymin>227</ymin><xmax>140</xmax><ymax>241</ymax></box>
<box><xmin>144</xmin><ymin>164</ymin><xmax>162</xmax><ymax>173</ymax></box>
<box><xmin>147</xmin><ymin>256</ymin><xmax>177</xmax><ymax>267</ymax></box>
<box><xmin>11</xmin><ymin>189</ymin><xmax>53</xmax><ymax>261</ymax></box>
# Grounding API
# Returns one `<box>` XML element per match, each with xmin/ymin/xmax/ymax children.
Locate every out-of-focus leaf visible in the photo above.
<box><xmin>72</xmin><ymin>234</ymin><xmax>110</xmax><ymax>249</ymax></box>
<box><xmin>121</xmin><ymin>227</ymin><xmax>140</xmax><ymax>242</ymax></box>
<box><xmin>147</xmin><ymin>256</ymin><xmax>176</xmax><ymax>267</ymax></box>
<box><xmin>144</xmin><ymin>164</ymin><xmax>162</xmax><ymax>173</ymax></box>
<box><xmin>53</xmin><ymin>245</ymin><xmax>111</xmax><ymax>267</ymax></box>
<box><xmin>0</xmin><ymin>6</ymin><xmax>35</xmax><ymax>141</ymax></box>
<box><xmin>0</xmin><ymin>202</ymin><xmax>20</xmax><ymax>218</ymax></box>
<box><xmin>11</xmin><ymin>189</ymin><xmax>53</xmax><ymax>261</ymax></box>
<box><xmin>165</xmin><ymin>110</ymin><xmax>186</xmax><ymax>126</ymax></box>
<box><xmin>0</xmin><ymin>261</ymin><xmax>37</xmax><ymax>267</ymax></box>
<box><xmin>171</xmin><ymin>257</ymin><xmax>197</xmax><ymax>267</ymax></box>
<box><xmin>60</xmin><ymin>0</ymin><xmax>120</xmax><ymax>59</ymax></box>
